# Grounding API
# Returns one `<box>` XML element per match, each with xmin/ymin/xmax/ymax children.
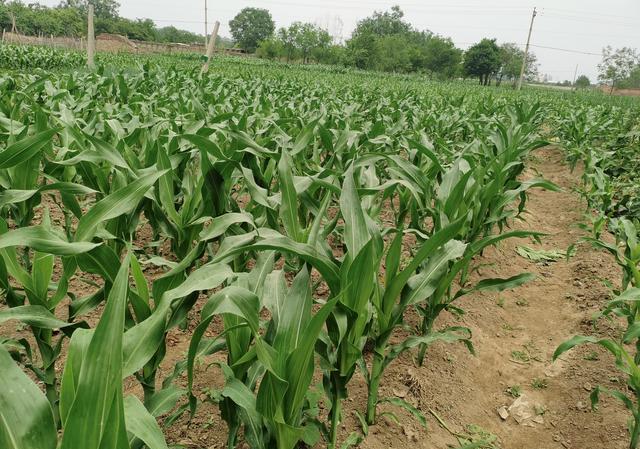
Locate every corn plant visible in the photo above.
<box><xmin>554</xmin><ymin>287</ymin><xmax>640</xmax><ymax>449</ymax></box>
<box><xmin>0</xmin><ymin>253</ymin><xmax>169</xmax><ymax>449</ymax></box>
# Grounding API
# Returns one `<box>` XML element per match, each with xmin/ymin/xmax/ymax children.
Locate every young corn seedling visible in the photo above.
<box><xmin>187</xmin><ymin>264</ymin><xmax>337</xmax><ymax>449</ymax></box>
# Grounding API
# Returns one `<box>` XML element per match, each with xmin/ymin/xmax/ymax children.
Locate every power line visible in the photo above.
<box><xmin>540</xmin><ymin>7</ymin><xmax>640</xmax><ymax>22</ymax></box>
<box><xmin>538</xmin><ymin>11</ymin><xmax>639</xmax><ymax>29</ymax></box>
<box><xmin>529</xmin><ymin>44</ymin><xmax>601</xmax><ymax>57</ymax></box>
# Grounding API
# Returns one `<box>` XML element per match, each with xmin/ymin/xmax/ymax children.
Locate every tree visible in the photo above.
<box><xmin>351</xmin><ymin>5</ymin><xmax>411</xmax><ymax>38</ymax></box>
<box><xmin>497</xmin><ymin>43</ymin><xmax>538</xmax><ymax>87</ymax></box>
<box><xmin>346</xmin><ymin>6</ymin><xmax>413</xmax><ymax>70</ymax></box>
<box><xmin>423</xmin><ymin>35</ymin><xmax>462</xmax><ymax>79</ymax></box>
<box><xmin>598</xmin><ymin>46</ymin><xmax>639</xmax><ymax>93</ymax></box>
<box><xmin>256</xmin><ymin>37</ymin><xmax>283</xmax><ymax>60</ymax></box>
<box><xmin>277</xmin><ymin>23</ymin><xmax>300</xmax><ymax>62</ymax></box>
<box><xmin>619</xmin><ymin>66</ymin><xmax>640</xmax><ymax>89</ymax></box>
<box><xmin>60</xmin><ymin>0</ymin><xmax>120</xmax><ymax>20</ymax></box>
<box><xmin>155</xmin><ymin>25</ymin><xmax>203</xmax><ymax>44</ymax></box>
<box><xmin>294</xmin><ymin>23</ymin><xmax>331</xmax><ymax>64</ymax></box>
<box><xmin>374</xmin><ymin>34</ymin><xmax>413</xmax><ymax>72</ymax></box>
<box><xmin>229</xmin><ymin>7</ymin><xmax>275</xmax><ymax>53</ymax></box>
<box><xmin>269</xmin><ymin>22</ymin><xmax>332</xmax><ymax>64</ymax></box>
<box><xmin>575</xmin><ymin>75</ymin><xmax>591</xmax><ymax>88</ymax></box>
<box><xmin>464</xmin><ymin>38</ymin><xmax>501</xmax><ymax>85</ymax></box>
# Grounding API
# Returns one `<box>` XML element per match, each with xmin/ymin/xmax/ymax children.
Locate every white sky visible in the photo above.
<box><xmin>36</xmin><ymin>0</ymin><xmax>640</xmax><ymax>81</ymax></box>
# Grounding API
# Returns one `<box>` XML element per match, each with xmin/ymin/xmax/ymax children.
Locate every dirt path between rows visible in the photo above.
<box><xmin>356</xmin><ymin>147</ymin><xmax>628</xmax><ymax>449</ymax></box>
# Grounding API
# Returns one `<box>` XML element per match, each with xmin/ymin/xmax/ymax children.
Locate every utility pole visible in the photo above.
<box><xmin>517</xmin><ymin>7</ymin><xmax>537</xmax><ymax>91</ymax></box>
<box><xmin>87</xmin><ymin>4</ymin><xmax>95</xmax><ymax>68</ymax></box>
<box><xmin>572</xmin><ymin>64</ymin><xmax>578</xmax><ymax>89</ymax></box>
<box><xmin>204</xmin><ymin>0</ymin><xmax>208</xmax><ymax>49</ymax></box>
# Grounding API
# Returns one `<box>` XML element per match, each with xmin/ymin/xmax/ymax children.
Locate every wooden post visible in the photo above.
<box><xmin>201</xmin><ymin>20</ymin><xmax>219</xmax><ymax>74</ymax></box>
<box><xmin>204</xmin><ymin>0</ymin><xmax>208</xmax><ymax>48</ymax></box>
<box><xmin>87</xmin><ymin>5</ymin><xmax>95</xmax><ymax>68</ymax></box>
<box><xmin>2</xmin><ymin>29</ymin><xmax>5</xmax><ymax>44</ymax></box>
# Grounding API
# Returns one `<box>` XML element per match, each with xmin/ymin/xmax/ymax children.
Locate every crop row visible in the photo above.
<box><xmin>0</xmin><ymin>53</ymin><xmax>592</xmax><ymax>449</ymax></box>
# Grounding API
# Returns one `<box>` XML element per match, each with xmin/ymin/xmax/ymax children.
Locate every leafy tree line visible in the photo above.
<box><xmin>0</xmin><ymin>0</ymin><xmax>206</xmax><ymax>44</ymax></box>
<box><xmin>598</xmin><ymin>46</ymin><xmax>640</xmax><ymax>91</ymax></box>
<box><xmin>233</xmin><ymin>6</ymin><xmax>538</xmax><ymax>83</ymax></box>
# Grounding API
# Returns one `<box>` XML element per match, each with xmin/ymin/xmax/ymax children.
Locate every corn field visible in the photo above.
<box><xmin>0</xmin><ymin>47</ymin><xmax>639</xmax><ymax>449</ymax></box>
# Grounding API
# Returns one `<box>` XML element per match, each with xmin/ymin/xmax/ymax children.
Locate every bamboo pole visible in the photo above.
<box><xmin>87</xmin><ymin>5</ymin><xmax>95</xmax><ymax>68</ymax></box>
<box><xmin>201</xmin><ymin>21</ymin><xmax>220</xmax><ymax>74</ymax></box>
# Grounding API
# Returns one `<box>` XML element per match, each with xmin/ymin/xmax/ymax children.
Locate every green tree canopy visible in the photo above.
<box><xmin>575</xmin><ymin>75</ymin><xmax>591</xmax><ymax>88</ymax></box>
<box><xmin>60</xmin><ymin>0</ymin><xmax>120</xmax><ymax>20</ymax></box>
<box><xmin>497</xmin><ymin>43</ymin><xmax>538</xmax><ymax>86</ymax></box>
<box><xmin>229</xmin><ymin>7</ymin><xmax>275</xmax><ymax>53</ymax></box>
<box><xmin>423</xmin><ymin>35</ymin><xmax>462</xmax><ymax>79</ymax></box>
<box><xmin>618</xmin><ymin>66</ymin><xmax>640</xmax><ymax>89</ymax></box>
<box><xmin>346</xmin><ymin>6</ymin><xmax>414</xmax><ymax>70</ymax></box>
<box><xmin>268</xmin><ymin>22</ymin><xmax>331</xmax><ymax>63</ymax></box>
<box><xmin>598</xmin><ymin>46</ymin><xmax>639</xmax><ymax>92</ymax></box>
<box><xmin>464</xmin><ymin>38</ymin><xmax>501</xmax><ymax>85</ymax></box>
<box><xmin>0</xmin><ymin>0</ymin><xmax>203</xmax><ymax>42</ymax></box>
<box><xmin>351</xmin><ymin>5</ymin><xmax>412</xmax><ymax>38</ymax></box>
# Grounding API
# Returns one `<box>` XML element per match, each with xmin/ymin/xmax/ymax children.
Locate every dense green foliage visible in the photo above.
<box><xmin>464</xmin><ymin>38</ymin><xmax>502</xmax><ymax>85</ymax></box>
<box><xmin>598</xmin><ymin>46</ymin><xmax>639</xmax><ymax>91</ymax></box>
<box><xmin>575</xmin><ymin>74</ymin><xmax>591</xmax><ymax>88</ymax></box>
<box><xmin>0</xmin><ymin>45</ymin><xmax>639</xmax><ymax>449</ymax></box>
<box><xmin>0</xmin><ymin>0</ymin><xmax>204</xmax><ymax>43</ymax></box>
<box><xmin>0</xmin><ymin>44</ymin><xmax>84</xmax><ymax>70</ymax></box>
<box><xmin>229</xmin><ymin>7</ymin><xmax>275</xmax><ymax>53</ymax></box>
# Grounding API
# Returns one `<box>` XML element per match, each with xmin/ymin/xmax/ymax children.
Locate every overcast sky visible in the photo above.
<box><xmin>37</xmin><ymin>0</ymin><xmax>640</xmax><ymax>81</ymax></box>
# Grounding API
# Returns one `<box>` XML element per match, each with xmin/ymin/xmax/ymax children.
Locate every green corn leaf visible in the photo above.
<box><xmin>553</xmin><ymin>335</ymin><xmax>623</xmax><ymax>363</ymax></box>
<box><xmin>122</xmin><ymin>262</ymin><xmax>233</xmax><ymax>377</ymax></box>
<box><xmin>0</xmin><ymin>226</ymin><xmax>100</xmax><ymax>256</ymax></box>
<box><xmin>0</xmin><ymin>305</ymin><xmax>72</xmax><ymax>329</ymax></box>
<box><xmin>453</xmin><ymin>272</ymin><xmax>537</xmax><ymax>300</ymax></box>
<box><xmin>386</xmin><ymin>327</ymin><xmax>474</xmax><ymax>365</ymax></box>
<box><xmin>156</xmin><ymin>148</ymin><xmax>181</xmax><ymax>226</ymax></box>
<box><xmin>403</xmin><ymin>240</ymin><xmax>467</xmax><ymax>306</ymax></box>
<box><xmin>380</xmin><ymin>397</ymin><xmax>427</xmax><ymax>428</ymax></box>
<box><xmin>0</xmin><ymin>346</ymin><xmax>57</xmax><ymax>449</ymax></box>
<box><xmin>211</xmin><ymin>235</ymin><xmax>340</xmax><ymax>294</ymax></box>
<box><xmin>0</xmin><ymin>128</ymin><xmax>57</xmax><ymax>169</ymax></box>
<box><xmin>145</xmin><ymin>385</ymin><xmax>184</xmax><ymax>418</ymax></box>
<box><xmin>123</xmin><ymin>395</ymin><xmax>168</xmax><ymax>449</ymax></box>
<box><xmin>199</xmin><ymin>212</ymin><xmax>255</xmax><ymax>241</ymax></box>
<box><xmin>278</xmin><ymin>151</ymin><xmax>303</xmax><ymax>242</ymax></box>
<box><xmin>187</xmin><ymin>286</ymin><xmax>261</xmax><ymax>394</ymax></box>
<box><xmin>59</xmin><ymin>254</ymin><xmax>131</xmax><ymax>449</ymax></box>
<box><xmin>0</xmin><ymin>182</ymin><xmax>96</xmax><ymax>208</ymax></box>
<box><xmin>75</xmin><ymin>170</ymin><xmax>166</xmax><ymax>241</ymax></box>
<box><xmin>59</xmin><ymin>329</ymin><xmax>92</xmax><ymax>426</ymax></box>
<box><xmin>340</xmin><ymin>164</ymin><xmax>369</xmax><ymax>257</ymax></box>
